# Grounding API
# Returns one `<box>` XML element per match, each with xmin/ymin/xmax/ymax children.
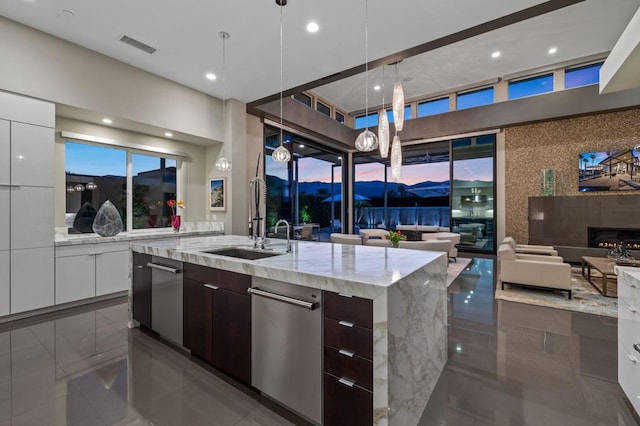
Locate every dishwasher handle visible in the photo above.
<box><xmin>248</xmin><ymin>287</ymin><xmax>319</xmax><ymax>310</ymax></box>
<box><xmin>146</xmin><ymin>262</ymin><xmax>181</xmax><ymax>274</ymax></box>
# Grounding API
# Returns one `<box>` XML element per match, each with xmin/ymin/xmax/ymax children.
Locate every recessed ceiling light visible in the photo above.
<box><xmin>299</xmin><ymin>144</ymin><xmax>305</xmax><ymax>148</ymax></box>
<box><xmin>338</xmin><ymin>156</ymin><xmax>342</xmax><ymax>160</ymax></box>
<box><xmin>205</xmin><ymin>73</ymin><xmax>217</xmax><ymax>81</ymax></box>
<box><xmin>548</xmin><ymin>47</ymin><xmax>558</xmax><ymax>55</ymax></box>
<box><xmin>373</xmin><ymin>85</ymin><xmax>381</xmax><ymax>91</ymax></box>
<box><xmin>306</xmin><ymin>22</ymin><xmax>319</xmax><ymax>33</ymax></box>
<box><xmin>102</xmin><ymin>118</ymin><xmax>112</xmax><ymax>124</ymax></box>
<box><xmin>491</xmin><ymin>51</ymin><xmax>501</xmax><ymax>59</ymax></box>
<box><xmin>165</xmin><ymin>132</ymin><xmax>173</xmax><ymax>137</ymax></box>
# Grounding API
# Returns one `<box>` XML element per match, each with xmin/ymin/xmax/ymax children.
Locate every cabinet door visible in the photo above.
<box><xmin>212</xmin><ymin>288</ymin><xmax>251</xmax><ymax>384</ymax></box>
<box><xmin>10</xmin><ymin>122</ymin><xmax>54</xmax><ymax>187</ymax></box>
<box><xmin>11</xmin><ymin>186</ymin><xmax>54</xmax><ymax>250</ymax></box>
<box><xmin>132</xmin><ymin>252</ymin><xmax>152</xmax><ymax>329</ymax></box>
<box><xmin>0</xmin><ymin>250</ymin><xmax>8</xmax><ymax>316</ymax></box>
<box><xmin>183</xmin><ymin>278</ymin><xmax>213</xmax><ymax>362</ymax></box>
<box><xmin>55</xmin><ymin>254</ymin><xmax>96</xmax><ymax>304</ymax></box>
<box><xmin>11</xmin><ymin>247</ymin><xmax>54</xmax><ymax>314</ymax></box>
<box><xmin>0</xmin><ymin>186</ymin><xmax>8</xmax><ymax>251</ymax></box>
<box><xmin>0</xmin><ymin>119</ymin><xmax>8</xmax><ymax>185</ymax></box>
<box><xmin>95</xmin><ymin>250</ymin><xmax>129</xmax><ymax>296</ymax></box>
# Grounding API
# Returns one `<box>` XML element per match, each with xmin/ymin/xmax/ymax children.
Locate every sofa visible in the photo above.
<box><xmin>359</xmin><ymin>229</ymin><xmax>391</xmax><ymax>245</ymax></box>
<box><xmin>398</xmin><ymin>240</ymin><xmax>451</xmax><ymax>257</ymax></box>
<box><xmin>395</xmin><ymin>225</ymin><xmax>450</xmax><ymax>241</ymax></box>
<box><xmin>503</xmin><ymin>236</ymin><xmax>557</xmax><ymax>256</ymax></box>
<box><xmin>497</xmin><ymin>243</ymin><xmax>572</xmax><ymax>299</ymax></box>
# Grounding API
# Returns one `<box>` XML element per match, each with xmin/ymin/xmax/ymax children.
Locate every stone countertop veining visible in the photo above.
<box><xmin>131</xmin><ymin>235</ymin><xmax>446</xmax><ymax>299</ymax></box>
<box><xmin>55</xmin><ymin>225</ymin><xmax>224</xmax><ymax>246</ymax></box>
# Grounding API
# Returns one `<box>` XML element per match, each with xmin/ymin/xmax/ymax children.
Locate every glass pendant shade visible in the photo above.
<box><xmin>215</xmin><ymin>156</ymin><xmax>232</xmax><ymax>171</ymax></box>
<box><xmin>390</xmin><ymin>135</ymin><xmax>402</xmax><ymax>182</ymax></box>
<box><xmin>355</xmin><ymin>129</ymin><xmax>379</xmax><ymax>152</ymax></box>
<box><xmin>392</xmin><ymin>82</ymin><xmax>405</xmax><ymax>132</ymax></box>
<box><xmin>85</xmin><ymin>182</ymin><xmax>98</xmax><ymax>190</ymax></box>
<box><xmin>378</xmin><ymin>110</ymin><xmax>389</xmax><ymax>158</ymax></box>
<box><xmin>272</xmin><ymin>144</ymin><xmax>291</xmax><ymax>162</ymax></box>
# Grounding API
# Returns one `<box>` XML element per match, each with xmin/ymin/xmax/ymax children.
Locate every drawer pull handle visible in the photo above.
<box><xmin>628</xmin><ymin>354</ymin><xmax>638</xmax><ymax>363</ymax></box>
<box><xmin>339</xmin><ymin>349</ymin><xmax>355</xmax><ymax>358</ymax></box>
<box><xmin>338</xmin><ymin>378</ymin><xmax>355</xmax><ymax>387</ymax></box>
<box><xmin>147</xmin><ymin>262</ymin><xmax>181</xmax><ymax>274</ymax></box>
<box><xmin>634</xmin><ymin>343</ymin><xmax>640</xmax><ymax>354</ymax></box>
<box><xmin>136</xmin><ymin>265</ymin><xmax>145</xmax><ymax>269</ymax></box>
<box><xmin>338</xmin><ymin>293</ymin><xmax>353</xmax><ymax>298</ymax></box>
<box><xmin>204</xmin><ymin>284</ymin><xmax>219</xmax><ymax>290</ymax></box>
<box><xmin>338</xmin><ymin>320</ymin><xmax>354</xmax><ymax>328</ymax></box>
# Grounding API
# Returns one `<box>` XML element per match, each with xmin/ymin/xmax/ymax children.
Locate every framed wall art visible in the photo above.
<box><xmin>209</xmin><ymin>177</ymin><xmax>226</xmax><ymax>211</ymax></box>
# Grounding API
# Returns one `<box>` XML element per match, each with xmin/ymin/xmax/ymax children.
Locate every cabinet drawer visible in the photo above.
<box><xmin>324</xmin><ymin>346</ymin><xmax>372</xmax><ymax>391</ymax></box>
<box><xmin>183</xmin><ymin>263</ymin><xmax>250</xmax><ymax>294</ymax></box>
<box><xmin>323</xmin><ymin>372</ymin><xmax>373</xmax><ymax>426</ymax></box>
<box><xmin>56</xmin><ymin>242</ymin><xmax>130</xmax><ymax>258</ymax></box>
<box><xmin>324</xmin><ymin>291</ymin><xmax>372</xmax><ymax>329</ymax></box>
<box><xmin>324</xmin><ymin>318</ymin><xmax>373</xmax><ymax>361</ymax></box>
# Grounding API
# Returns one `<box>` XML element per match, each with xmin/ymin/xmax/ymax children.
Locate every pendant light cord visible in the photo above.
<box><xmin>394</xmin><ymin>62</ymin><xmax>398</xmax><ymax>136</ymax></box>
<box><xmin>381</xmin><ymin>65</ymin><xmax>385</xmax><ymax>109</ymax></box>
<box><xmin>364</xmin><ymin>0</ymin><xmax>369</xmax><ymax>130</ymax></box>
<box><xmin>279</xmin><ymin>3</ymin><xmax>284</xmax><ymax>147</ymax></box>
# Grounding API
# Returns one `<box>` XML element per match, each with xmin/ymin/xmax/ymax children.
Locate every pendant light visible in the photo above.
<box><xmin>390</xmin><ymin>135</ymin><xmax>402</xmax><ymax>182</ymax></box>
<box><xmin>355</xmin><ymin>0</ymin><xmax>378</xmax><ymax>152</ymax></box>
<box><xmin>378</xmin><ymin>66</ymin><xmax>389</xmax><ymax>158</ymax></box>
<box><xmin>392</xmin><ymin>62</ymin><xmax>405</xmax><ymax>132</ymax></box>
<box><xmin>215</xmin><ymin>31</ymin><xmax>232</xmax><ymax>171</ymax></box>
<box><xmin>272</xmin><ymin>0</ymin><xmax>291</xmax><ymax>163</ymax></box>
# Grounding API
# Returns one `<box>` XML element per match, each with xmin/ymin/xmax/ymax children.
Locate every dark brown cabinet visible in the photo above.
<box><xmin>323</xmin><ymin>291</ymin><xmax>374</xmax><ymax>426</ymax></box>
<box><xmin>183</xmin><ymin>263</ymin><xmax>251</xmax><ymax>384</ymax></box>
<box><xmin>132</xmin><ymin>252</ymin><xmax>152</xmax><ymax>329</ymax></box>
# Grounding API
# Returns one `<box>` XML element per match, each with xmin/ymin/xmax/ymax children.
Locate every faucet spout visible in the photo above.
<box><xmin>275</xmin><ymin>219</ymin><xmax>292</xmax><ymax>253</ymax></box>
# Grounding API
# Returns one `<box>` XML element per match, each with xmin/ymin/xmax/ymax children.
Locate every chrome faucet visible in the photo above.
<box><xmin>249</xmin><ymin>176</ymin><xmax>267</xmax><ymax>249</ymax></box>
<box><xmin>274</xmin><ymin>219</ymin><xmax>292</xmax><ymax>253</ymax></box>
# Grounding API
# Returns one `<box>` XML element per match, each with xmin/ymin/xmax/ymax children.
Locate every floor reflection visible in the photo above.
<box><xmin>421</xmin><ymin>257</ymin><xmax>638</xmax><ymax>426</ymax></box>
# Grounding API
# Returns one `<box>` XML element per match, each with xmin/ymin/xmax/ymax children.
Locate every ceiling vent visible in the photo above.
<box><xmin>119</xmin><ymin>35</ymin><xmax>157</xmax><ymax>54</ymax></box>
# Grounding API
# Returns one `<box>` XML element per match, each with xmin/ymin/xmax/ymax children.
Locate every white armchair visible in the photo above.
<box><xmin>422</xmin><ymin>232</ymin><xmax>460</xmax><ymax>262</ymax></box>
<box><xmin>503</xmin><ymin>237</ymin><xmax>557</xmax><ymax>256</ymax></box>
<box><xmin>359</xmin><ymin>229</ymin><xmax>390</xmax><ymax>245</ymax></box>
<box><xmin>497</xmin><ymin>244</ymin><xmax>572</xmax><ymax>299</ymax></box>
<box><xmin>330</xmin><ymin>233</ymin><xmax>362</xmax><ymax>245</ymax></box>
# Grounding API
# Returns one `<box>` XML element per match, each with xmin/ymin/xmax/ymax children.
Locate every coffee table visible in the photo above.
<box><xmin>581</xmin><ymin>256</ymin><xmax>640</xmax><ymax>297</ymax></box>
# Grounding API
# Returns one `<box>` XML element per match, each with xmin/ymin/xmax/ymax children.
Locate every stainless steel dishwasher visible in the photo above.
<box><xmin>149</xmin><ymin>257</ymin><xmax>183</xmax><ymax>346</ymax></box>
<box><xmin>250</xmin><ymin>277</ymin><xmax>322</xmax><ymax>425</ymax></box>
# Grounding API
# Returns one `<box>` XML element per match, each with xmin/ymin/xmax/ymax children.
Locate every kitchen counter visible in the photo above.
<box><xmin>55</xmin><ymin>221</ymin><xmax>224</xmax><ymax>246</ymax></box>
<box><xmin>131</xmin><ymin>235</ymin><xmax>448</xmax><ymax>426</ymax></box>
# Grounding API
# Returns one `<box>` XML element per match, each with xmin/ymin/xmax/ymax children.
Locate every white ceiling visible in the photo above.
<box><xmin>0</xmin><ymin>0</ymin><xmax>637</xmax><ymax>113</ymax></box>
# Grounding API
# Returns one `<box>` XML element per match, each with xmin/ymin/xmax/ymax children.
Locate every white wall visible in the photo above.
<box><xmin>55</xmin><ymin>117</ymin><xmax>207</xmax><ymax>227</ymax></box>
<box><xmin>0</xmin><ymin>16</ymin><xmax>223</xmax><ymax>142</ymax></box>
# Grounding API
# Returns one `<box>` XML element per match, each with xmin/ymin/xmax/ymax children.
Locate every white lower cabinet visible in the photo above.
<box><xmin>11</xmin><ymin>247</ymin><xmax>54</xmax><ymax>314</ymax></box>
<box><xmin>0</xmin><ymin>250</ymin><xmax>8</xmax><ymax>316</ymax></box>
<box><xmin>95</xmin><ymin>250</ymin><xmax>130</xmax><ymax>296</ymax></box>
<box><xmin>0</xmin><ymin>186</ymin><xmax>8</xmax><ymax>252</ymax></box>
<box><xmin>618</xmin><ymin>269</ymin><xmax>640</xmax><ymax>417</ymax></box>
<box><xmin>55</xmin><ymin>242</ymin><xmax>129</xmax><ymax>305</ymax></box>
<box><xmin>55</xmin><ymin>254</ymin><xmax>96</xmax><ymax>305</ymax></box>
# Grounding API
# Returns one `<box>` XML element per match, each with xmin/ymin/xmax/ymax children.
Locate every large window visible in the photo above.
<box><xmin>354</xmin><ymin>142</ymin><xmax>450</xmax><ymax>232</ymax></box>
<box><xmin>354</xmin><ymin>112</ymin><xmax>379</xmax><ymax>130</ymax></box>
<box><xmin>565</xmin><ymin>62</ymin><xmax>603</xmax><ymax>89</ymax></box>
<box><xmin>265</xmin><ymin>126</ymin><xmax>345</xmax><ymax>240</ymax></box>
<box><xmin>508</xmin><ymin>74</ymin><xmax>554</xmax><ymax>99</ymax></box>
<box><xmin>457</xmin><ymin>87</ymin><xmax>494</xmax><ymax>110</ymax></box>
<box><xmin>65</xmin><ymin>141</ymin><xmax>179</xmax><ymax>232</ymax></box>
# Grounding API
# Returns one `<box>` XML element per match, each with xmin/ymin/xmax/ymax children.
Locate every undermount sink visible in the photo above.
<box><xmin>202</xmin><ymin>247</ymin><xmax>284</xmax><ymax>260</ymax></box>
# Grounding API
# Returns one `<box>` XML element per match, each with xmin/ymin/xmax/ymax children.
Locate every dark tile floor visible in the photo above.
<box><xmin>0</xmin><ymin>258</ymin><xmax>638</xmax><ymax>425</ymax></box>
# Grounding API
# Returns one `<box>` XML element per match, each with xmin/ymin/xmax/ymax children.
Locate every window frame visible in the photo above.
<box><xmin>507</xmin><ymin>72</ymin><xmax>554</xmax><ymax>100</ymax></box>
<box><xmin>456</xmin><ymin>86</ymin><xmax>494</xmax><ymax>110</ymax></box>
<box><xmin>564</xmin><ymin>61</ymin><xmax>604</xmax><ymax>89</ymax></box>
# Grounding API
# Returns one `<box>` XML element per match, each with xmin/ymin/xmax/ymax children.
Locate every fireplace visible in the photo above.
<box><xmin>587</xmin><ymin>227</ymin><xmax>640</xmax><ymax>249</ymax></box>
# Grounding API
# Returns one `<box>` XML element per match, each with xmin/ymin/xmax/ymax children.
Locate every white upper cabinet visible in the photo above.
<box><xmin>10</xmin><ymin>122</ymin><xmax>54</xmax><ymax>187</ymax></box>
<box><xmin>11</xmin><ymin>186</ymin><xmax>54</xmax><ymax>250</ymax></box>
<box><xmin>0</xmin><ymin>91</ymin><xmax>54</xmax><ymax>128</ymax></box>
<box><xmin>0</xmin><ymin>120</ymin><xmax>8</xmax><ymax>186</ymax></box>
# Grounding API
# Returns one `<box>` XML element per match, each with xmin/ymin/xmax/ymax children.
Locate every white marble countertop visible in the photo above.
<box><xmin>131</xmin><ymin>235</ymin><xmax>446</xmax><ymax>299</ymax></box>
<box><xmin>55</xmin><ymin>225</ymin><xmax>223</xmax><ymax>246</ymax></box>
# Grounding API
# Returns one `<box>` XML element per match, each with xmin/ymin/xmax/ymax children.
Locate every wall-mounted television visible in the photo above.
<box><xmin>578</xmin><ymin>149</ymin><xmax>640</xmax><ymax>192</ymax></box>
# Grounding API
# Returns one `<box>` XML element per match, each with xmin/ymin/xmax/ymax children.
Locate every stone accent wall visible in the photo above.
<box><xmin>505</xmin><ymin>108</ymin><xmax>640</xmax><ymax>243</ymax></box>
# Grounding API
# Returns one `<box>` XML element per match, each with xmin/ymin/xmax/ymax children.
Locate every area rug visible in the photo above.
<box><xmin>495</xmin><ymin>267</ymin><xmax>617</xmax><ymax>318</ymax></box>
<box><xmin>447</xmin><ymin>258</ymin><xmax>473</xmax><ymax>287</ymax></box>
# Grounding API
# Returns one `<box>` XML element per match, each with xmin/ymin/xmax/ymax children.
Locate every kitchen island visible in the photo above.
<box><xmin>130</xmin><ymin>235</ymin><xmax>448</xmax><ymax>426</ymax></box>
